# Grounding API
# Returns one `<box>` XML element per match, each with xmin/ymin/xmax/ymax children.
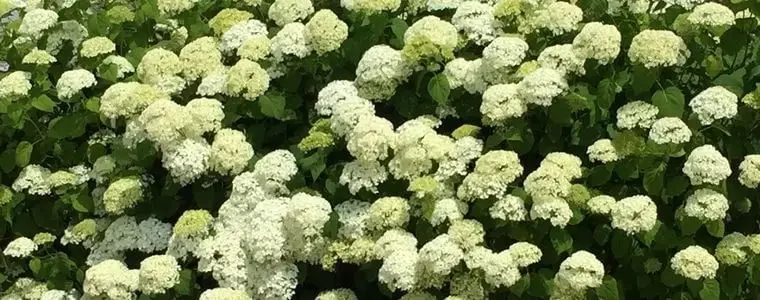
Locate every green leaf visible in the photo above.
<box><xmin>71</xmin><ymin>188</ymin><xmax>94</xmax><ymax>213</ymax></box>
<box><xmin>651</xmin><ymin>86</ymin><xmax>685</xmax><ymax>117</ymax></box>
<box><xmin>665</xmin><ymin>175</ymin><xmax>690</xmax><ymax>198</ymax></box>
<box><xmin>175</xmin><ymin>269</ymin><xmax>195</xmax><ymax>295</ymax></box>
<box><xmin>15</xmin><ymin>141</ymin><xmax>33</xmax><ymax>167</ymax></box>
<box><xmin>750</xmin><ymin>256</ymin><xmax>760</xmax><ymax>285</ymax></box>
<box><xmin>611</xmin><ymin>230</ymin><xmax>631</xmax><ymax>259</ymax></box>
<box><xmin>662</xmin><ymin>266</ymin><xmax>685</xmax><ymax>287</ymax></box>
<box><xmin>85</xmin><ymin>97</ymin><xmax>100</xmax><ymax>113</ymax></box>
<box><xmin>48</xmin><ymin>115</ymin><xmax>86</xmax><ymax>139</ymax></box>
<box><xmin>389</xmin><ymin>18</ymin><xmax>408</xmax><ymax>42</ymax></box>
<box><xmin>705</xmin><ymin>220</ymin><xmax>724</xmax><ymax>238</ymax></box>
<box><xmin>550</xmin><ymin>227</ymin><xmax>573</xmax><ymax>254</ymax></box>
<box><xmin>632</xmin><ymin>65</ymin><xmax>658</xmax><ymax>94</ymax></box>
<box><xmin>597</xmin><ymin>79</ymin><xmax>616</xmax><ymax>109</ymax></box>
<box><xmin>593</xmin><ymin>225</ymin><xmax>612</xmax><ymax>245</ymax></box>
<box><xmin>259</xmin><ymin>94</ymin><xmax>287</xmax><ymax>119</ymax></box>
<box><xmin>643</xmin><ymin>168</ymin><xmax>665</xmax><ymax>196</ymax></box>
<box><xmin>595</xmin><ymin>276</ymin><xmax>620</xmax><ymax>300</ymax></box>
<box><xmin>29</xmin><ymin>258</ymin><xmax>41</xmax><ymax>275</ymax></box>
<box><xmin>679</xmin><ymin>215</ymin><xmax>703</xmax><ymax>236</ymax></box>
<box><xmin>699</xmin><ymin>279</ymin><xmax>720</xmax><ymax>300</ymax></box>
<box><xmin>510</xmin><ymin>274</ymin><xmax>531</xmax><ymax>297</ymax></box>
<box><xmin>549</xmin><ymin>101</ymin><xmax>573</xmax><ymax>126</ymax></box>
<box><xmin>31</xmin><ymin>95</ymin><xmax>56</xmax><ymax>112</ymax></box>
<box><xmin>427</xmin><ymin>74</ymin><xmax>450</xmax><ymax>105</ymax></box>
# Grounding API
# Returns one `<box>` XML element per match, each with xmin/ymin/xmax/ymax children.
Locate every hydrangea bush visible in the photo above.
<box><xmin>1</xmin><ymin>0</ymin><xmax>760</xmax><ymax>299</ymax></box>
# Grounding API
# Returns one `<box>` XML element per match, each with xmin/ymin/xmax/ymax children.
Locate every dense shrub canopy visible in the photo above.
<box><xmin>1</xmin><ymin>0</ymin><xmax>760</xmax><ymax>299</ymax></box>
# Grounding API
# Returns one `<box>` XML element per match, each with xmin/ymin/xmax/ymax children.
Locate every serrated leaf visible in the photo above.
<box><xmin>427</xmin><ymin>74</ymin><xmax>450</xmax><ymax>105</ymax></box>
<box><xmin>15</xmin><ymin>141</ymin><xmax>32</xmax><ymax>167</ymax></box>
<box><xmin>699</xmin><ymin>279</ymin><xmax>720</xmax><ymax>300</ymax></box>
<box><xmin>652</xmin><ymin>86</ymin><xmax>685</xmax><ymax>117</ymax></box>
<box><xmin>31</xmin><ymin>95</ymin><xmax>56</xmax><ymax>112</ymax></box>
<box><xmin>259</xmin><ymin>94</ymin><xmax>287</xmax><ymax>119</ymax></box>
<box><xmin>596</xmin><ymin>276</ymin><xmax>620</xmax><ymax>300</ymax></box>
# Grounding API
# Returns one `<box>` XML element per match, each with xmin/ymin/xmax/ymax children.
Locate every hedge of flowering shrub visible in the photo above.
<box><xmin>2</xmin><ymin>0</ymin><xmax>760</xmax><ymax>298</ymax></box>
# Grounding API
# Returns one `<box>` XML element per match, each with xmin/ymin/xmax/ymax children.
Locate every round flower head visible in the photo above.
<box><xmin>444</xmin><ymin>58</ymin><xmax>488</xmax><ymax>93</ymax></box>
<box><xmin>586</xmin><ymin>195</ymin><xmax>616</xmax><ymax>215</ymax></box>
<box><xmin>610</xmin><ymin>195</ymin><xmax>657</xmax><ymax>234</ymax></box>
<box><xmin>208</xmin><ymin>129</ymin><xmax>254</xmax><ymax>176</ymax></box>
<box><xmin>0</xmin><ymin>71</ymin><xmax>32</xmax><ymax>99</ymax></box>
<box><xmin>185</xmin><ymin>98</ymin><xmax>224</xmax><ymax>135</ymax></box>
<box><xmin>200</xmin><ymin>288</ymin><xmax>250</xmax><ymax>300</ymax></box>
<box><xmin>517</xmin><ymin>67</ymin><xmax>568</xmax><ymax>106</ymax></box>
<box><xmin>80</xmin><ymin>37</ymin><xmax>115</xmax><ymax>58</ymax></box>
<box><xmin>334</xmin><ymin>200</ymin><xmax>371</xmax><ymax>239</ymax></box>
<box><xmin>137</xmin><ymin>48</ymin><xmax>182</xmax><ymax>84</ymax></box>
<box><xmin>305</xmin><ymin>9</ymin><xmax>348</xmax><ymax>55</ymax></box>
<box><xmin>541</xmin><ymin>152</ymin><xmax>583</xmax><ymax>180</ymax></box>
<box><xmin>649</xmin><ymin>117</ymin><xmax>692</xmax><ymax>144</ymax></box>
<box><xmin>347</xmin><ymin>116</ymin><xmax>394</xmax><ymax>161</ymax></box>
<box><xmin>664</xmin><ymin>0</ymin><xmax>706</xmax><ymax>9</ymax></box>
<box><xmin>157</xmin><ymin>0</ymin><xmax>200</xmax><ymax>15</ymax></box>
<box><xmin>238</xmin><ymin>35</ymin><xmax>270</xmax><ymax>61</ymax></box>
<box><xmin>418</xmin><ymin>234</ymin><xmax>464</xmax><ymax>275</ymax></box>
<box><xmin>481</xmin><ymin>251</ymin><xmax>521</xmax><ymax>288</ymax></box>
<box><xmin>628</xmin><ymin>30</ymin><xmax>690</xmax><ymax>68</ymax></box>
<box><xmin>208</xmin><ymin>8</ymin><xmax>253</xmax><ymax>35</ymax></box>
<box><xmin>524</xmin><ymin>166</ymin><xmax>572</xmax><ymax>199</ymax></box>
<box><xmin>374</xmin><ymin>229</ymin><xmax>418</xmax><ymax>259</ymax></box>
<box><xmin>507</xmin><ymin>242</ymin><xmax>542</xmax><ymax>267</ymax></box>
<box><xmin>530</xmin><ymin>197</ymin><xmax>573</xmax><ymax>227</ymax></box>
<box><xmin>33</xmin><ymin>232</ymin><xmax>56</xmax><ymax>245</ymax></box>
<box><xmin>197</xmin><ymin>68</ymin><xmax>228</xmax><ymax>96</ymax></box>
<box><xmin>688</xmin><ymin>2</ymin><xmax>735</xmax><ymax>33</ymax></box>
<box><xmin>682</xmin><ymin>144</ymin><xmax>731</xmax><ymax>185</ymax></box>
<box><xmin>100</xmin><ymin>82</ymin><xmax>169</xmax><ymax>119</ymax></box>
<box><xmin>107</xmin><ymin>5</ymin><xmax>135</xmax><ymax>23</ymax></box>
<box><xmin>670</xmin><ymin>245</ymin><xmax>719</xmax><ymax>280</ymax></box>
<box><xmin>587</xmin><ymin>139</ymin><xmax>620</xmax><ymax>163</ymax></box>
<box><xmin>402</xmin><ymin>16</ymin><xmax>458</xmax><ymax>62</ymax></box>
<box><xmin>330</xmin><ymin>96</ymin><xmax>376</xmax><ymax>138</ymax></box>
<box><xmin>458</xmin><ymin>150</ymin><xmax>524</xmax><ymax>200</ymax></box>
<box><xmin>173</xmin><ymin>209</ymin><xmax>213</xmax><ymax>238</ymax></box>
<box><xmin>715</xmin><ymin>233</ymin><xmax>749</xmax><ymax>266</ymax></box>
<box><xmin>526</xmin><ymin>2</ymin><xmax>583</xmax><ymax>36</ymax></box>
<box><xmin>22</xmin><ymin>48</ymin><xmax>56</xmax><ymax>65</ymax></box>
<box><xmin>180</xmin><ymin>37</ymin><xmax>224</xmax><ymax>81</ymax></box>
<box><xmin>18</xmin><ymin>9</ymin><xmax>58</xmax><ymax>37</ymax></box>
<box><xmin>340</xmin><ymin>159</ymin><xmax>388</xmax><ymax>194</ymax></box>
<box><xmin>739</xmin><ymin>155</ymin><xmax>760</xmax><ymax>188</ymax></box>
<box><xmin>447</xmin><ymin>219</ymin><xmax>485</xmax><ymax>250</ymax></box>
<box><xmin>490</xmin><ymin>194</ymin><xmax>528</xmax><ymax>222</ymax></box>
<box><xmin>316</xmin><ymin>288</ymin><xmax>358</xmax><ymax>300</ymax></box>
<box><xmin>224</xmin><ymin>59</ymin><xmax>270</xmax><ymax>100</ymax></box>
<box><xmin>3</xmin><ymin>237</ymin><xmax>37</xmax><ymax>258</ymax></box>
<box><xmin>316</xmin><ymin>80</ymin><xmax>358</xmax><ymax>116</ymax></box>
<box><xmin>689</xmin><ymin>86</ymin><xmax>738</xmax><ymax>126</ymax></box>
<box><xmin>429</xmin><ymin>197</ymin><xmax>468</xmax><ymax>226</ymax></box>
<box><xmin>12</xmin><ymin>164</ymin><xmax>51</xmax><ymax>195</ymax></box>
<box><xmin>83</xmin><ymin>260</ymin><xmax>138</xmax><ymax>299</ymax></box>
<box><xmin>270</xmin><ymin>22</ymin><xmax>311</xmax><ymax>60</ymax></box>
<box><xmin>138</xmin><ymin>255</ymin><xmax>180</xmax><ymax>294</ymax></box>
<box><xmin>481</xmin><ymin>83</ymin><xmax>527</xmax><ymax>124</ymax></box>
<box><xmin>480</xmin><ymin>36</ymin><xmax>529</xmax><ymax>84</ymax></box>
<box><xmin>101</xmin><ymin>55</ymin><xmax>135</xmax><ymax>79</ymax></box>
<box><xmin>572</xmin><ymin>22</ymin><xmax>621</xmax><ymax>64</ymax></box>
<box><xmin>616</xmin><ymin>101</ymin><xmax>659</xmax><ymax>129</ymax></box>
<box><xmin>378</xmin><ymin>249</ymin><xmax>419</xmax><ymax>292</ymax></box>
<box><xmin>56</xmin><ymin>69</ymin><xmax>97</xmax><ymax>99</ymax></box>
<box><xmin>537</xmin><ymin>44</ymin><xmax>586</xmax><ymax>76</ymax></box>
<box><xmin>219</xmin><ymin>19</ymin><xmax>268</xmax><ymax>53</ymax></box>
<box><xmin>138</xmin><ymin>99</ymin><xmax>192</xmax><ymax>146</ymax></box>
<box><xmin>162</xmin><ymin>138</ymin><xmax>211</xmax><ymax>186</ymax></box>
<box><xmin>268</xmin><ymin>0</ymin><xmax>314</xmax><ymax>26</ymax></box>
<box><xmin>102</xmin><ymin>177</ymin><xmax>143</xmax><ymax>214</ymax></box>
<box><xmin>355</xmin><ymin>45</ymin><xmax>412</xmax><ymax>100</ymax></box>
<box><xmin>366</xmin><ymin>196</ymin><xmax>409</xmax><ymax>232</ymax></box>
<box><xmin>451</xmin><ymin>1</ymin><xmax>503</xmax><ymax>46</ymax></box>
<box><xmin>554</xmin><ymin>251</ymin><xmax>604</xmax><ymax>290</ymax></box>
<box><xmin>684</xmin><ymin>188</ymin><xmax>728</xmax><ymax>221</ymax></box>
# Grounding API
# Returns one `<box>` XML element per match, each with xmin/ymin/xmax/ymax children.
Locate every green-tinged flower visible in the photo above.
<box><xmin>173</xmin><ymin>209</ymin><xmax>213</xmax><ymax>238</ymax></box>
<box><xmin>22</xmin><ymin>48</ymin><xmax>57</xmax><ymax>65</ymax></box>
<box><xmin>107</xmin><ymin>5</ymin><xmax>135</xmax><ymax>24</ymax></box>
<box><xmin>209</xmin><ymin>8</ymin><xmax>253</xmax><ymax>35</ymax></box>
<box><xmin>102</xmin><ymin>177</ymin><xmax>143</xmax><ymax>215</ymax></box>
<box><xmin>48</xmin><ymin>171</ymin><xmax>79</xmax><ymax>188</ymax></box>
<box><xmin>33</xmin><ymin>232</ymin><xmax>56</xmax><ymax>245</ymax></box>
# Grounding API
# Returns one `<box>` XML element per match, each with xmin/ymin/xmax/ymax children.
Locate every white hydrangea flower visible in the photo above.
<box><xmin>199</xmin><ymin>288</ymin><xmax>250</xmax><ymax>300</ymax></box>
<box><xmin>682</xmin><ymin>144</ymin><xmax>731</xmax><ymax>185</ymax></box>
<box><xmin>18</xmin><ymin>9</ymin><xmax>58</xmax><ymax>37</ymax></box>
<box><xmin>402</xmin><ymin>16</ymin><xmax>458</xmax><ymax>62</ymax></box>
<box><xmin>530</xmin><ymin>197</ymin><xmax>573</xmax><ymax>227</ymax></box>
<box><xmin>670</xmin><ymin>245</ymin><xmax>719</xmax><ymax>280</ymax></box>
<box><xmin>490</xmin><ymin>195</ymin><xmax>528</xmax><ymax>222</ymax></box>
<box><xmin>335</xmin><ymin>200</ymin><xmax>371</xmax><ymax>240</ymax></box>
<box><xmin>208</xmin><ymin>129</ymin><xmax>254</xmax><ymax>176</ymax></box>
<box><xmin>224</xmin><ymin>59</ymin><xmax>270</xmax><ymax>100</ymax></box>
<box><xmin>268</xmin><ymin>0</ymin><xmax>314</xmax><ymax>26</ymax></box>
<box><xmin>664</xmin><ymin>0</ymin><xmax>705</xmax><ymax>9</ymax></box>
<box><xmin>23</xmin><ymin>48</ymin><xmax>57</xmax><ymax>65</ymax></box>
<box><xmin>315</xmin><ymin>288</ymin><xmax>359</xmax><ymax>300</ymax></box>
<box><xmin>137</xmin><ymin>48</ymin><xmax>182</xmax><ymax>85</ymax></box>
<box><xmin>649</xmin><ymin>117</ymin><xmax>692</xmax><ymax>144</ymax></box>
<box><xmin>610</xmin><ymin>195</ymin><xmax>657</xmax><ymax>234</ymax></box>
<box><xmin>481</xmin><ymin>83</ymin><xmax>527</xmax><ymax>124</ymax></box>
<box><xmin>586</xmin><ymin>195</ymin><xmax>616</xmax><ymax>215</ymax></box>
<box><xmin>366</xmin><ymin>196</ymin><xmax>410</xmax><ymax>232</ymax></box>
<box><xmin>0</xmin><ymin>71</ymin><xmax>32</xmax><ymax>99</ymax></box>
<box><xmin>526</xmin><ymin>2</ymin><xmax>583</xmax><ymax>36</ymax></box>
<box><xmin>139</xmin><ymin>99</ymin><xmax>192</xmax><ymax>147</ymax></box>
<box><xmin>342</xmin><ymin>0</ymin><xmax>401</xmax><ymax>14</ymax></box>
<box><xmin>447</xmin><ymin>219</ymin><xmax>484</xmax><ymax>250</ymax></box>
<box><xmin>185</xmin><ymin>97</ymin><xmax>225</xmax><ymax>135</ymax></box>
<box><xmin>100</xmin><ymin>82</ymin><xmax>168</xmax><ymax>119</ymax></box>
<box><xmin>444</xmin><ymin>58</ymin><xmax>487</xmax><ymax>94</ymax></box>
<box><xmin>524</xmin><ymin>167</ymin><xmax>572</xmax><ymax>199</ymax></box>
<box><xmin>355</xmin><ymin>45</ymin><xmax>413</xmax><ymax>101</ymax></box>
<box><xmin>3</xmin><ymin>237</ymin><xmax>37</xmax><ymax>258</ymax></box>
<box><xmin>40</xmin><ymin>289</ymin><xmax>80</xmax><ymax>300</ymax></box>
<box><xmin>374</xmin><ymin>229</ymin><xmax>417</xmax><ymax>259</ymax></box>
<box><xmin>507</xmin><ymin>242</ymin><xmax>542</xmax><ymax>267</ymax></box>
<box><xmin>715</xmin><ymin>233</ymin><xmax>749</xmax><ymax>266</ymax></box>
<box><xmin>304</xmin><ymin>9</ymin><xmax>348</xmax><ymax>55</ymax></box>
<box><xmin>429</xmin><ymin>198</ymin><xmax>468</xmax><ymax>226</ymax></box>
<box><xmin>628</xmin><ymin>30</ymin><xmax>690</xmax><ymax>68</ymax></box>
<box><xmin>435</xmin><ymin>136</ymin><xmax>483</xmax><ymax>180</ymax></box>
<box><xmin>45</xmin><ymin>20</ymin><xmax>89</xmax><ymax>55</ymax></box>
<box><xmin>12</xmin><ymin>164</ymin><xmax>51</xmax><ymax>195</ymax></box>
<box><xmin>197</xmin><ymin>68</ymin><xmax>229</xmax><ymax>96</ymax></box>
<box><xmin>219</xmin><ymin>19</ymin><xmax>268</xmax><ymax>53</ymax></box>
<box><xmin>180</xmin><ymin>37</ymin><xmax>224</xmax><ymax>81</ymax></box>
<box><xmin>517</xmin><ymin>67</ymin><xmax>568</xmax><ymax>106</ymax></box>
<box><xmin>457</xmin><ymin>150</ymin><xmax>524</xmax><ymax>200</ymax></box>
<box><xmin>481</xmin><ymin>251</ymin><xmax>521</xmax><ymax>288</ymax></box>
<box><xmin>554</xmin><ymin>251</ymin><xmax>604</xmax><ymax>290</ymax></box>
<box><xmin>739</xmin><ymin>155</ymin><xmax>760</xmax><ymax>188</ymax></box>
<box><xmin>101</xmin><ymin>55</ymin><xmax>135</xmax><ymax>79</ymax></box>
<box><xmin>347</xmin><ymin>116</ymin><xmax>395</xmax><ymax>161</ymax></box>
<box><xmin>238</xmin><ymin>35</ymin><xmax>270</xmax><ymax>61</ymax></box>
<box><xmin>537</xmin><ymin>44</ymin><xmax>586</xmax><ymax>76</ymax></box>
<box><xmin>572</xmin><ymin>22</ymin><xmax>621</xmax><ymax>64</ymax></box>
<box><xmin>587</xmin><ymin>139</ymin><xmax>620</xmax><ymax>163</ymax></box>
<box><xmin>138</xmin><ymin>255</ymin><xmax>180</xmax><ymax>294</ymax></box>
<box><xmin>80</xmin><ymin>37</ymin><xmax>116</xmax><ymax>58</ymax></box>
<box><xmin>270</xmin><ymin>22</ymin><xmax>311</xmax><ymax>60</ymax></box>
<box><xmin>689</xmin><ymin>86</ymin><xmax>738</xmax><ymax>125</ymax></box>
<box><xmin>56</xmin><ymin>69</ymin><xmax>97</xmax><ymax>99</ymax></box>
<box><xmin>378</xmin><ymin>249</ymin><xmax>419</xmax><ymax>292</ymax></box>
<box><xmin>157</xmin><ymin>0</ymin><xmax>200</xmax><ymax>15</ymax></box>
<box><xmin>451</xmin><ymin>1</ymin><xmax>502</xmax><ymax>45</ymax></box>
<box><xmin>83</xmin><ymin>260</ymin><xmax>138</xmax><ymax>299</ymax></box>
<box><xmin>316</xmin><ymin>80</ymin><xmax>358</xmax><ymax>116</ymax></box>
<box><xmin>616</xmin><ymin>101</ymin><xmax>659</xmax><ymax>129</ymax></box>
<box><xmin>162</xmin><ymin>138</ymin><xmax>211</xmax><ymax>186</ymax></box>
<box><xmin>541</xmin><ymin>152</ymin><xmax>583</xmax><ymax>180</ymax></box>
<box><xmin>330</xmin><ymin>96</ymin><xmax>376</xmax><ymax>137</ymax></box>
<box><xmin>688</xmin><ymin>3</ymin><xmax>735</xmax><ymax>28</ymax></box>
<box><xmin>251</xmin><ymin>150</ymin><xmax>299</xmax><ymax>194</ymax></box>
<box><xmin>684</xmin><ymin>188</ymin><xmax>729</xmax><ymax>222</ymax></box>
<box><xmin>418</xmin><ymin>234</ymin><xmax>464</xmax><ymax>276</ymax></box>
<box><xmin>480</xmin><ymin>37</ymin><xmax>529</xmax><ymax>84</ymax></box>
